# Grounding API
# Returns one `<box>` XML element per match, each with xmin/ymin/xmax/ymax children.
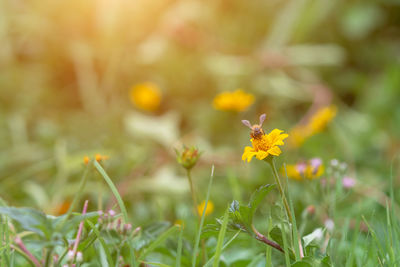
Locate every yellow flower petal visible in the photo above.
<box><xmin>255</xmin><ymin>150</ymin><xmax>269</xmax><ymax>160</ymax></box>
<box><xmin>267</xmin><ymin>146</ymin><xmax>281</xmax><ymax>156</ymax></box>
<box><xmin>242</xmin><ymin>146</ymin><xmax>257</xmax><ymax>162</ymax></box>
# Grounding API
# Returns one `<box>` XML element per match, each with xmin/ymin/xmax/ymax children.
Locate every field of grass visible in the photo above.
<box><xmin>1</xmin><ymin>0</ymin><xmax>400</xmax><ymax>266</ymax></box>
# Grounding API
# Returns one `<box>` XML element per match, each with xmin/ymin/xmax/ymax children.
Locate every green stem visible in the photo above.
<box><xmin>186</xmin><ymin>169</ymin><xmax>199</xmax><ymax>218</ymax></box>
<box><xmin>267</xmin><ymin>158</ymin><xmax>292</xmax><ymax>222</ymax></box>
<box><xmin>44</xmin><ymin>247</ymin><xmax>53</xmax><ymax>267</ymax></box>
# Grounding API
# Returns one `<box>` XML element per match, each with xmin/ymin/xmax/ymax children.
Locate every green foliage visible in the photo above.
<box><xmin>0</xmin><ymin>0</ymin><xmax>400</xmax><ymax>265</ymax></box>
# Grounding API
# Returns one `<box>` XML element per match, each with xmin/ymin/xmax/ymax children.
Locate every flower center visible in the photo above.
<box><xmin>252</xmin><ymin>136</ymin><xmax>270</xmax><ymax>151</ymax></box>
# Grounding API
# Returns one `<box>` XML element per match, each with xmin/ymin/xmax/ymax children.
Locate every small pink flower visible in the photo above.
<box><xmin>296</xmin><ymin>163</ymin><xmax>307</xmax><ymax>175</ymax></box>
<box><xmin>342</xmin><ymin>176</ymin><xmax>356</xmax><ymax>189</ymax></box>
<box><xmin>108</xmin><ymin>209</ymin><xmax>116</xmax><ymax>217</ymax></box>
<box><xmin>310</xmin><ymin>158</ymin><xmax>322</xmax><ymax>174</ymax></box>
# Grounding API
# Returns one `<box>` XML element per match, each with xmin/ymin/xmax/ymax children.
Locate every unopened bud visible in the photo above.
<box><xmin>108</xmin><ymin>209</ymin><xmax>116</xmax><ymax>217</ymax></box>
<box><xmin>176</xmin><ymin>146</ymin><xmax>201</xmax><ymax>170</ymax></box>
<box><xmin>306</xmin><ymin>205</ymin><xmax>316</xmax><ymax>216</ymax></box>
<box><xmin>76</xmin><ymin>251</ymin><xmax>83</xmax><ymax>262</ymax></box>
<box><xmin>123</xmin><ymin>223</ymin><xmax>132</xmax><ymax>234</ymax></box>
<box><xmin>67</xmin><ymin>250</ymin><xmax>74</xmax><ymax>261</ymax></box>
<box><xmin>302</xmin><ymin>205</ymin><xmax>316</xmax><ymax>219</ymax></box>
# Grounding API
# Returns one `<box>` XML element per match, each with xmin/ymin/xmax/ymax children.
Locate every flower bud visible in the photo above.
<box><xmin>302</xmin><ymin>205</ymin><xmax>316</xmax><ymax>219</ymax></box>
<box><xmin>67</xmin><ymin>250</ymin><xmax>74</xmax><ymax>262</ymax></box>
<box><xmin>176</xmin><ymin>146</ymin><xmax>201</xmax><ymax>170</ymax></box>
<box><xmin>342</xmin><ymin>176</ymin><xmax>356</xmax><ymax>189</ymax></box>
<box><xmin>76</xmin><ymin>251</ymin><xmax>83</xmax><ymax>263</ymax></box>
<box><xmin>108</xmin><ymin>209</ymin><xmax>116</xmax><ymax>217</ymax></box>
<box><xmin>123</xmin><ymin>223</ymin><xmax>132</xmax><ymax>235</ymax></box>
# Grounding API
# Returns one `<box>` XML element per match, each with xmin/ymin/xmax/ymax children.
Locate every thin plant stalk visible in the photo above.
<box><xmin>186</xmin><ymin>169</ymin><xmax>199</xmax><ymax>219</ymax></box>
<box><xmin>44</xmin><ymin>247</ymin><xmax>53</xmax><ymax>267</ymax></box>
<box><xmin>267</xmin><ymin>158</ymin><xmax>292</xmax><ymax>222</ymax></box>
<box><xmin>72</xmin><ymin>200</ymin><xmax>89</xmax><ymax>264</ymax></box>
<box><xmin>192</xmin><ymin>165</ymin><xmax>214</xmax><ymax>267</ymax></box>
<box><xmin>14</xmin><ymin>237</ymin><xmax>41</xmax><ymax>267</ymax></box>
<box><xmin>251</xmin><ymin>225</ymin><xmax>283</xmax><ymax>253</ymax></box>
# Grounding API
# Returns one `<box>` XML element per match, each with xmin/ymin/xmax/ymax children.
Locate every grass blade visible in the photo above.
<box><xmin>86</xmin><ymin>220</ymin><xmax>115</xmax><ymax>267</ymax></box>
<box><xmin>266</xmin><ymin>216</ymin><xmax>273</xmax><ymax>266</ymax></box>
<box><xmin>204</xmin><ymin>230</ymin><xmax>241</xmax><ymax>267</ymax></box>
<box><xmin>139</xmin><ymin>225</ymin><xmax>180</xmax><ymax>261</ymax></box>
<box><xmin>176</xmin><ymin>224</ymin><xmax>184</xmax><ymax>267</ymax></box>
<box><xmin>212</xmin><ymin>207</ymin><xmax>229</xmax><ymax>267</ymax></box>
<box><xmin>281</xmin><ymin>221</ymin><xmax>291</xmax><ymax>267</ymax></box>
<box><xmin>94</xmin><ymin>161</ymin><xmax>128</xmax><ymax>222</ymax></box>
<box><xmin>192</xmin><ymin>165</ymin><xmax>215</xmax><ymax>267</ymax></box>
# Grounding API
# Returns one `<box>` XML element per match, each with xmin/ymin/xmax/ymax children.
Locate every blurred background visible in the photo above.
<box><xmin>1</xmin><ymin>0</ymin><xmax>400</xmax><ymax>238</ymax></box>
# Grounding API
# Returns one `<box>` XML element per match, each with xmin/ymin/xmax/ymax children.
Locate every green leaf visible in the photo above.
<box><xmin>133</xmin><ymin>222</ymin><xmax>170</xmax><ymax>251</ymax></box>
<box><xmin>228</xmin><ymin>201</ymin><xmax>252</xmax><ymax>233</ymax></box>
<box><xmin>139</xmin><ymin>225</ymin><xmax>180</xmax><ymax>260</ymax></box>
<box><xmin>320</xmin><ymin>255</ymin><xmax>332</xmax><ymax>267</ymax></box>
<box><xmin>0</xmin><ymin>207</ymin><xmax>52</xmax><ymax>238</ymax></box>
<box><xmin>269</xmin><ymin>225</ymin><xmax>296</xmax><ymax>260</ymax></box>
<box><xmin>291</xmin><ymin>261</ymin><xmax>312</xmax><ymax>267</ymax></box>
<box><xmin>227</xmin><ymin>185</ymin><xmax>275</xmax><ymax>235</ymax></box>
<box><xmin>248</xmin><ymin>184</ymin><xmax>275</xmax><ymax>220</ymax></box>
<box><xmin>51</xmin><ymin>211</ymin><xmax>99</xmax><ymax>234</ymax></box>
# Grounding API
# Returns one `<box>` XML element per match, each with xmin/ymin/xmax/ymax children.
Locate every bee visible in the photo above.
<box><xmin>242</xmin><ymin>113</ymin><xmax>266</xmax><ymax>140</ymax></box>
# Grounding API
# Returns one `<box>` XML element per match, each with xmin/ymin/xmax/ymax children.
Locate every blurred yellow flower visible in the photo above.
<box><xmin>309</xmin><ymin>105</ymin><xmax>337</xmax><ymax>133</ymax></box>
<box><xmin>197</xmin><ymin>200</ymin><xmax>214</xmax><ymax>216</ymax></box>
<box><xmin>129</xmin><ymin>82</ymin><xmax>161</xmax><ymax>111</ymax></box>
<box><xmin>289</xmin><ymin>105</ymin><xmax>337</xmax><ymax>147</ymax></box>
<box><xmin>213</xmin><ymin>89</ymin><xmax>254</xmax><ymax>112</ymax></box>
<box><xmin>95</xmin><ymin>153</ymin><xmax>109</xmax><ymax>162</ymax></box>
<box><xmin>84</xmin><ymin>154</ymin><xmax>108</xmax><ymax>165</ymax></box>
<box><xmin>83</xmin><ymin>156</ymin><xmax>90</xmax><ymax>165</ymax></box>
<box><xmin>285</xmin><ymin>158</ymin><xmax>324</xmax><ymax>181</ymax></box>
<box><xmin>242</xmin><ymin>129</ymin><xmax>288</xmax><ymax>162</ymax></box>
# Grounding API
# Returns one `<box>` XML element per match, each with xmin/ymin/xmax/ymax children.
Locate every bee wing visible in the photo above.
<box><xmin>259</xmin><ymin>114</ymin><xmax>266</xmax><ymax>126</ymax></box>
<box><xmin>241</xmin><ymin>120</ymin><xmax>252</xmax><ymax>129</ymax></box>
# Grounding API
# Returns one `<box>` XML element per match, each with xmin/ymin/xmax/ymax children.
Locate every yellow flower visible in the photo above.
<box><xmin>197</xmin><ymin>200</ymin><xmax>214</xmax><ymax>216</ymax></box>
<box><xmin>242</xmin><ymin>129</ymin><xmax>288</xmax><ymax>162</ymax></box>
<box><xmin>95</xmin><ymin>153</ymin><xmax>109</xmax><ymax>162</ymax></box>
<box><xmin>284</xmin><ymin>158</ymin><xmax>324</xmax><ymax>181</ymax></box>
<box><xmin>309</xmin><ymin>105</ymin><xmax>337</xmax><ymax>133</ymax></box>
<box><xmin>129</xmin><ymin>82</ymin><xmax>161</xmax><ymax>111</ymax></box>
<box><xmin>289</xmin><ymin>105</ymin><xmax>337</xmax><ymax>147</ymax></box>
<box><xmin>84</xmin><ymin>154</ymin><xmax>108</xmax><ymax>165</ymax></box>
<box><xmin>83</xmin><ymin>156</ymin><xmax>90</xmax><ymax>165</ymax></box>
<box><xmin>213</xmin><ymin>89</ymin><xmax>254</xmax><ymax>112</ymax></box>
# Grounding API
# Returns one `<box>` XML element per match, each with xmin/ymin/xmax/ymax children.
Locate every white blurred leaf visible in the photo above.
<box><xmin>134</xmin><ymin>166</ymin><xmax>188</xmax><ymax>194</ymax></box>
<box><xmin>124</xmin><ymin>111</ymin><xmax>180</xmax><ymax>147</ymax></box>
<box><xmin>303</xmin><ymin>228</ymin><xmax>324</xmax><ymax>247</ymax></box>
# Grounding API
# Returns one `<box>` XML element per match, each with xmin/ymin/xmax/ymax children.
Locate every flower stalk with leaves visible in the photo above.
<box><xmin>241</xmin><ymin>114</ymin><xmax>304</xmax><ymax>258</ymax></box>
<box><xmin>241</xmin><ymin>114</ymin><xmax>292</xmax><ymax>221</ymax></box>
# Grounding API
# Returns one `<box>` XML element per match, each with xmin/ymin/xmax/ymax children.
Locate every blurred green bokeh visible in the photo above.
<box><xmin>0</xmin><ymin>0</ymin><xmax>399</xmax><ymax>231</ymax></box>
